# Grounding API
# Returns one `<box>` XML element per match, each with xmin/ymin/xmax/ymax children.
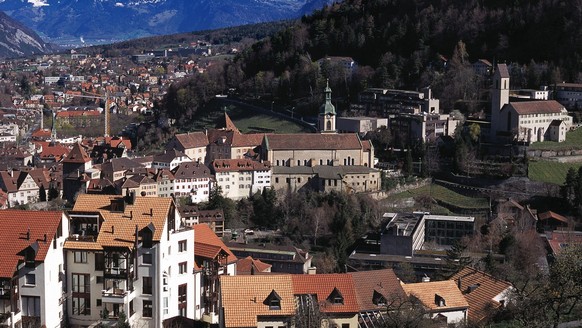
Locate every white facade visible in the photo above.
<box><xmin>8</xmin><ymin>174</ymin><xmax>39</xmax><ymax>207</ymax></box>
<box><xmin>173</xmin><ymin>177</ymin><xmax>212</xmax><ymax>203</ymax></box>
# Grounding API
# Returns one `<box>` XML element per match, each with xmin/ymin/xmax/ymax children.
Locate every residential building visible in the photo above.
<box><xmin>205</xmin><ymin>114</ymin><xmax>265</xmax><ymax>164</ymax></box>
<box><xmin>472</xmin><ymin>59</ymin><xmax>493</xmax><ymax>76</ymax></box>
<box><xmin>0</xmin><ymin>210</ymin><xmax>69</xmax><ymax>328</ymax></box>
<box><xmin>179</xmin><ymin>206</ymin><xmax>224</xmax><ymax>237</ymax></box>
<box><xmin>151</xmin><ymin>150</ymin><xmax>191</xmax><ymax>171</ymax></box>
<box><xmin>211</xmin><ymin>159</ymin><xmax>271</xmax><ymax>200</ymax></box>
<box><xmin>401</xmin><ymin>280</ymin><xmax>469</xmax><ymax>325</ymax></box>
<box><xmin>235</xmin><ymin>256</ymin><xmax>272</xmax><ymax>275</ymax></box>
<box><xmin>100</xmin><ymin>158</ymin><xmax>143</xmax><ymax>182</ymax></box>
<box><xmin>0</xmin><ymin>170</ymin><xmax>42</xmax><ymax>206</ymax></box>
<box><xmin>62</xmin><ymin>143</ymin><xmax>92</xmax><ymax>203</ymax></box>
<box><xmin>357</xmin><ymin>87</ymin><xmax>440</xmax><ymax>115</ymax></box>
<box><xmin>554</xmin><ymin>82</ymin><xmax>582</xmax><ymax>110</ymax></box>
<box><xmin>171</xmin><ymin>162</ymin><xmax>213</xmax><ymax>203</ymax></box>
<box><xmin>192</xmin><ymin>224</ymin><xmax>237</xmax><ymax>324</ymax></box>
<box><xmin>449</xmin><ymin>267</ymin><xmax>513</xmax><ymax>325</ymax></box>
<box><xmin>271</xmin><ymin>165</ymin><xmax>381</xmax><ymax>193</ymax></box>
<box><xmin>225</xmin><ymin>242</ymin><xmax>313</xmax><ymax>274</ymax></box>
<box><xmin>64</xmin><ymin>194</ymin><xmax>195</xmax><ymax>327</ymax></box>
<box><xmin>165</xmin><ymin>132</ymin><xmax>208</xmax><ymax>163</ymax></box>
<box><xmin>119</xmin><ymin>174</ymin><xmax>158</xmax><ymax>197</ymax></box>
<box><xmin>336</xmin><ymin>117</ymin><xmax>388</xmax><ymax>134</ymax></box>
<box><xmin>153</xmin><ymin>169</ymin><xmax>175</xmax><ymax>198</ymax></box>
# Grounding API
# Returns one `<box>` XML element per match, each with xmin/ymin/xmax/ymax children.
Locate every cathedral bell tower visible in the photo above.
<box><xmin>318</xmin><ymin>80</ymin><xmax>336</xmax><ymax>133</ymax></box>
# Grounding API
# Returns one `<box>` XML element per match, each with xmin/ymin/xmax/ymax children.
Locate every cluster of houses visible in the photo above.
<box><xmin>0</xmin><ymin>193</ymin><xmax>516</xmax><ymax>328</ymax></box>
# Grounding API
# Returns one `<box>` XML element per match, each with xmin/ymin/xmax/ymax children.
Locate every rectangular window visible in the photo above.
<box><xmin>74</xmin><ymin>251</ymin><xmax>87</xmax><ymax>263</ymax></box>
<box><xmin>179</xmin><ymin>262</ymin><xmax>187</xmax><ymax>274</ymax></box>
<box><xmin>143</xmin><ymin>276</ymin><xmax>153</xmax><ymax>295</ymax></box>
<box><xmin>178</xmin><ymin>284</ymin><xmax>187</xmax><ymax>316</ymax></box>
<box><xmin>178</xmin><ymin>240</ymin><xmax>187</xmax><ymax>252</ymax></box>
<box><xmin>95</xmin><ymin>252</ymin><xmax>104</xmax><ymax>270</ymax></box>
<box><xmin>96</xmin><ymin>276</ymin><xmax>104</xmax><ymax>284</ymax></box>
<box><xmin>21</xmin><ymin>296</ymin><xmax>40</xmax><ymax>317</ymax></box>
<box><xmin>72</xmin><ymin>274</ymin><xmax>90</xmax><ymax>293</ymax></box>
<box><xmin>142</xmin><ymin>253</ymin><xmax>152</xmax><ymax>264</ymax></box>
<box><xmin>25</xmin><ymin>273</ymin><xmax>36</xmax><ymax>285</ymax></box>
<box><xmin>96</xmin><ymin>299</ymin><xmax>102</xmax><ymax>307</ymax></box>
<box><xmin>143</xmin><ymin>300</ymin><xmax>153</xmax><ymax>318</ymax></box>
<box><xmin>72</xmin><ymin>297</ymin><xmax>90</xmax><ymax>315</ymax></box>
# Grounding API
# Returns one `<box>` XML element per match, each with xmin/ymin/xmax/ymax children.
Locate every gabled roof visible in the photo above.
<box><xmin>220</xmin><ymin>275</ymin><xmax>295</xmax><ymax>327</ymax></box>
<box><xmin>450</xmin><ymin>267</ymin><xmax>512</xmax><ymax>323</ymax></box>
<box><xmin>402</xmin><ymin>280</ymin><xmax>469</xmax><ymax>311</ymax></box>
<box><xmin>63</xmin><ymin>142</ymin><xmax>91</xmax><ymax>164</ymax></box>
<box><xmin>171</xmin><ymin>161</ymin><xmax>212</xmax><ymax>179</ymax></box>
<box><xmin>153</xmin><ymin>149</ymin><xmax>188</xmax><ymax>163</ymax></box>
<box><xmin>193</xmin><ymin>223</ymin><xmax>236</xmax><ymax>263</ymax></box>
<box><xmin>67</xmin><ymin>195</ymin><xmax>173</xmax><ymax>249</ymax></box>
<box><xmin>219</xmin><ymin>113</ymin><xmax>240</xmax><ymax>133</ymax></box>
<box><xmin>101</xmin><ymin>157</ymin><xmax>143</xmax><ymax>173</ymax></box>
<box><xmin>168</xmin><ymin>132</ymin><xmax>209</xmax><ymax>150</ymax></box>
<box><xmin>349</xmin><ymin>268</ymin><xmax>406</xmax><ymax>311</ymax></box>
<box><xmin>236</xmin><ymin>256</ymin><xmax>272</xmax><ymax>275</ymax></box>
<box><xmin>0</xmin><ymin>210</ymin><xmax>64</xmax><ymax>278</ymax></box>
<box><xmin>495</xmin><ymin>64</ymin><xmax>509</xmax><ymax>78</ymax></box>
<box><xmin>538</xmin><ymin>211</ymin><xmax>569</xmax><ymax>224</ymax></box>
<box><xmin>291</xmin><ymin>274</ymin><xmax>359</xmax><ymax>313</ymax></box>
<box><xmin>211</xmin><ymin>159</ymin><xmax>270</xmax><ymax>173</ymax></box>
<box><xmin>264</xmin><ymin>133</ymin><xmax>362</xmax><ymax>151</ymax></box>
<box><xmin>506</xmin><ymin>100</ymin><xmax>565</xmax><ymax>115</ymax></box>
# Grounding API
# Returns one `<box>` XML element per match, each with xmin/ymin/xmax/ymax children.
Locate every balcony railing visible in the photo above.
<box><xmin>102</xmin><ymin>288</ymin><xmax>127</xmax><ymax>298</ymax></box>
<box><xmin>67</xmin><ymin>234</ymin><xmax>96</xmax><ymax>242</ymax></box>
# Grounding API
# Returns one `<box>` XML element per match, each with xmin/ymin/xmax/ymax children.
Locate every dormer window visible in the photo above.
<box><xmin>435</xmin><ymin>294</ymin><xmax>446</xmax><ymax>307</ymax></box>
<box><xmin>372</xmin><ymin>290</ymin><xmax>387</xmax><ymax>306</ymax></box>
<box><xmin>264</xmin><ymin>289</ymin><xmax>282</xmax><ymax>310</ymax></box>
<box><xmin>327</xmin><ymin>287</ymin><xmax>344</xmax><ymax>305</ymax></box>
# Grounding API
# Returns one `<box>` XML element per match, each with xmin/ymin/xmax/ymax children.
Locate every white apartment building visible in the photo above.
<box><xmin>210</xmin><ymin>159</ymin><xmax>271</xmax><ymax>200</ymax></box>
<box><xmin>64</xmin><ymin>195</ymin><xmax>195</xmax><ymax>328</ymax></box>
<box><xmin>151</xmin><ymin>150</ymin><xmax>191</xmax><ymax>171</ymax></box>
<box><xmin>0</xmin><ymin>210</ymin><xmax>69</xmax><ymax>328</ymax></box>
<box><xmin>171</xmin><ymin>162</ymin><xmax>213</xmax><ymax>204</ymax></box>
<box><xmin>153</xmin><ymin>169</ymin><xmax>175</xmax><ymax>198</ymax></box>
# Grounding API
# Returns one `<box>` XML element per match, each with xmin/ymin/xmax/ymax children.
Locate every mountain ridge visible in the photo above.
<box><xmin>0</xmin><ymin>11</ymin><xmax>56</xmax><ymax>58</ymax></box>
<box><xmin>0</xmin><ymin>0</ymin><xmax>330</xmax><ymax>43</ymax></box>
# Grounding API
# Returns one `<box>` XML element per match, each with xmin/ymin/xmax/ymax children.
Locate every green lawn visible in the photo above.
<box><xmin>385</xmin><ymin>183</ymin><xmax>489</xmax><ymax>210</ymax></box>
<box><xmin>528</xmin><ymin>160</ymin><xmax>582</xmax><ymax>185</ymax></box>
<box><xmin>529</xmin><ymin>127</ymin><xmax>582</xmax><ymax>151</ymax></box>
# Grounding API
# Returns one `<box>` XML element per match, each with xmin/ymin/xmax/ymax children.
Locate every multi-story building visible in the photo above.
<box><xmin>164</xmin><ymin>132</ymin><xmax>208</xmax><ymax>164</ymax></box>
<box><xmin>64</xmin><ymin>194</ymin><xmax>195</xmax><ymax>327</ymax></box>
<box><xmin>171</xmin><ymin>161</ymin><xmax>213</xmax><ymax>203</ymax></box>
<box><xmin>151</xmin><ymin>150</ymin><xmax>191</xmax><ymax>171</ymax></box>
<box><xmin>225</xmin><ymin>242</ymin><xmax>313</xmax><ymax>274</ymax></box>
<box><xmin>210</xmin><ymin>159</ymin><xmax>271</xmax><ymax>200</ymax></box>
<box><xmin>153</xmin><ymin>169</ymin><xmax>175</xmax><ymax>198</ymax></box>
<box><xmin>554</xmin><ymin>82</ymin><xmax>582</xmax><ymax>110</ymax></box>
<box><xmin>179</xmin><ymin>206</ymin><xmax>225</xmax><ymax>237</ymax></box>
<box><xmin>205</xmin><ymin>114</ymin><xmax>265</xmax><ymax>164</ymax></box>
<box><xmin>0</xmin><ymin>210</ymin><xmax>69</xmax><ymax>328</ymax></box>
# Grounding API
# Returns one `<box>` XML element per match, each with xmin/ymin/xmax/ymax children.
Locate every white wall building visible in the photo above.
<box><xmin>210</xmin><ymin>159</ymin><xmax>271</xmax><ymax>200</ymax></box>
<box><xmin>171</xmin><ymin>162</ymin><xmax>213</xmax><ymax>204</ymax></box>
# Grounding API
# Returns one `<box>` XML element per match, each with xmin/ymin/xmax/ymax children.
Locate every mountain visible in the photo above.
<box><xmin>0</xmin><ymin>0</ymin><xmax>330</xmax><ymax>44</ymax></box>
<box><xmin>0</xmin><ymin>11</ymin><xmax>54</xmax><ymax>58</ymax></box>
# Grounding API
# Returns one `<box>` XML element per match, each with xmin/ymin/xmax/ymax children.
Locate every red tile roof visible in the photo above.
<box><xmin>171</xmin><ymin>132</ymin><xmax>209</xmax><ymax>149</ymax></box>
<box><xmin>211</xmin><ymin>159</ymin><xmax>270</xmax><ymax>173</ymax></box>
<box><xmin>449</xmin><ymin>267</ymin><xmax>512</xmax><ymax>323</ymax></box>
<box><xmin>0</xmin><ymin>210</ymin><xmax>64</xmax><ymax>278</ymax></box>
<box><xmin>63</xmin><ymin>143</ymin><xmax>91</xmax><ymax>164</ymax></box>
<box><xmin>507</xmin><ymin>100</ymin><xmax>565</xmax><ymax>115</ymax></box>
<box><xmin>291</xmin><ymin>274</ymin><xmax>359</xmax><ymax>313</ymax></box>
<box><xmin>402</xmin><ymin>280</ymin><xmax>469</xmax><ymax>311</ymax></box>
<box><xmin>236</xmin><ymin>256</ymin><xmax>272</xmax><ymax>275</ymax></box>
<box><xmin>265</xmin><ymin>133</ymin><xmax>362</xmax><ymax>150</ymax></box>
<box><xmin>349</xmin><ymin>269</ymin><xmax>406</xmax><ymax>311</ymax></box>
<box><xmin>193</xmin><ymin>223</ymin><xmax>236</xmax><ymax>263</ymax></box>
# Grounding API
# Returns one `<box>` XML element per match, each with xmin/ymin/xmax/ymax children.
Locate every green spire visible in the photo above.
<box><xmin>319</xmin><ymin>79</ymin><xmax>336</xmax><ymax>115</ymax></box>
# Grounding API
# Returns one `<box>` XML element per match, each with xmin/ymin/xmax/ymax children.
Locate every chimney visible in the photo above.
<box><xmin>457</xmin><ymin>277</ymin><xmax>462</xmax><ymax>290</ymax></box>
<box><xmin>307</xmin><ymin>267</ymin><xmax>317</xmax><ymax>275</ymax></box>
<box><xmin>130</xmin><ymin>211</ymin><xmax>133</xmax><ymax>220</ymax></box>
<box><xmin>150</xmin><ymin>208</ymin><xmax>153</xmax><ymax>216</ymax></box>
<box><xmin>43</xmin><ymin>234</ymin><xmax>47</xmax><ymax>243</ymax></box>
<box><xmin>112</xmin><ymin>226</ymin><xmax>115</xmax><ymax>234</ymax></box>
<box><xmin>26</xmin><ymin>228</ymin><xmax>30</xmax><ymax>240</ymax></box>
<box><xmin>422</xmin><ymin>275</ymin><xmax>430</xmax><ymax>283</ymax></box>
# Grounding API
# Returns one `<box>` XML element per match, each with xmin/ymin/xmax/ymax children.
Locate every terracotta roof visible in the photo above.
<box><xmin>449</xmin><ymin>267</ymin><xmax>512</xmax><ymax>323</ymax></box>
<box><xmin>70</xmin><ymin>194</ymin><xmax>173</xmax><ymax>248</ymax></box>
<box><xmin>0</xmin><ymin>210</ymin><xmax>64</xmax><ymax>278</ymax></box>
<box><xmin>193</xmin><ymin>224</ymin><xmax>236</xmax><ymax>263</ymax></box>
<box><xmin>291</xmin><ymin>274</ymin><xmax>359</xmax><ymax>313</ymax></box>
<box><xmin>402</xmin><ymin>280</ymin><xmax>469</xmax><ymax>311</ymax></box>
<box><xmin>349</xmin><ymin>269</ymin><xmax>406</xmax><ymax>311</ymax></box>
<box><xmin>211</xmin><ymin>159</ymin><xmax>270</xmax><ymax>173</ymax></box>
<box><xmin>264</xmin><ymin>133</ymin><xmax>362</xmax><ymax>150</ymax></box>
<box><xmin>538</xmin><ymin>211</ymin><xmax>569</xmax><ymax>224</ymax></box>
<box><xmin>63</xmin><ymin>142</ymin><xmax>91</xmax><ymax>164</ymax></box>
<box><xmin>545</xmin><ymin>231</ymin><xmax>582</xmax><ymax>255</ymax></box>
<box><xmin>221</xmin><ymin>113</ymin><xmax>240</xmax><ymax>133</ymax></box>
<box><xmin>506</xmin><ymin>100</ymin><xmax>565</xmax><ymax>115</ymax></box>
<box><xmin>236</xmin><ymin>256</ymin><xmax>272</xmax><ymax>275</ymax></box>
<box><xmin>220</xmin><ymin>275</ymin><xmax>295</xmax><ymax>327</ymax></box>
<box><xmin>232</xmin><ymin>133</ymin><xmax>265</xmax><ymax>147</ymax></box>
<box><xmin>0</xmin><ymin>171</ymin><xmax>19</xmax><ymax>192</ymax></box>
<box><xmin>169</xmin><ymin>132</ymin><xmax>209</xmax><ymax>149</ymax></box>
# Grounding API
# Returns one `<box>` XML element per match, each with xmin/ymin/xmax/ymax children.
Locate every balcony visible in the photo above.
<box><xmin>0</xmin><ymin>311</ymin><xmax>21</xmax><ymax>326</ymax></box>
<box><xmin>201</xmin><ymin>312</ymin><xmax>219</xmax><ymax>324</ymax></box>
<box><xmin>67</xmin><ymin>234</ymin><xmax>96</xmax><ymax>242</ymax></box>
<box><xmin>103</xmin><ymin>266</ymin><xmax>133</xmax><ymax>279</ymax></box>
<box><xmin>101</xmin><ymin>288</ymin><xmax>135</xmax><ymax>304</ymax></box>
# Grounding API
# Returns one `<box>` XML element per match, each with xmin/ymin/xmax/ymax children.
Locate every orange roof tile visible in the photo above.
<box><xmin>265</xmin><ymin>133</ymin><xmax>362</xmax><ymax>150</ymax></box>
<box><xmin>236</xmin><ymin>256</ymin><xmax>272</xmax><ymax>275</ymax></box>
<box><xmin>292</xmin><ymin>274</ymin><xmax>359</xmax><ymax>313</ymax></box>
<box><xmin>349</xmin><ymin>269</ymin><xmax>406</xmax><ymax>311</ymax></box>
<box><xmin>63</xmin><ymin>143</ymin><xmax>91</xmax><ymax>164</ymax></box>
<box><xmin>193</xmin><ymin>224</ymin><xmax>236</xmax><ymax>263</ymax></box>
<box><xmin>220</xmin><ymin>275</ymin><xmax>295</xmax><ymax>327</ymax></box>
<box><xmin>72</xmin><ymin>194</ymin><xmax>173</xmax><ymax>249</ymax></box>
<box><xmin>402</xmin><ymin>280</ymin><xmax>469</xmax><ymax>311</ymax></box>
<box><xmin>0</xmin><ymin>210</ymin><xmax>64</xmax><ymax>278</ymax></box>
<box><xmin>507</xmin><ymin>100</ymin><xmax>565</xmax><ymax>115</ymax></box>
<box><xmin>449</xmin><ymin>267</ymin><xmax>512</xmax><ymax>323</ymax></box>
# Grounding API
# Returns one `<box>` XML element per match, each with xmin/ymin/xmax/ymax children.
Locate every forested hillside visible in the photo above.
<box><xmin>154</xmin><ymin>0</ymin><xmax>582</xmax><ymax>141</ymax></box>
